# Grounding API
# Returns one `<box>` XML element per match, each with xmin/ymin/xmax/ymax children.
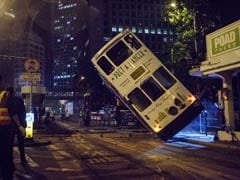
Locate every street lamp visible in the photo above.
<box><xmin>168</xmin><ymin>1</ymin><xmax>177</xmax><ymax>69</ymax></box>
<box><xmin>80</xmin><ymin>76</ymin><xmax>85</xmax><ymax>81</ymax></box>
<box><xmin>170</xmin><ymin>2</ymin><xmax>176</xmax><ymax>8</ymax></box>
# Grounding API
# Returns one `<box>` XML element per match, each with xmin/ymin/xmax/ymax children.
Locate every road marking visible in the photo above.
<box><xmin>15</xmin><ymin>171</ymin><xmax>33</xmax><ymax>179</ymax></box>
<box><xmin>14</xmin><ymin>149</ymin><xmax>39</xmax><ymax>167</ymax></box>
<box><xmin>45</xmin><ymin>167</ymin><xmax>82</xmax><ymax>172</ymax></box>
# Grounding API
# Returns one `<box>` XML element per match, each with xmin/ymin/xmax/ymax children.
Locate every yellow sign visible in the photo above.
<box><xmin>20</xmin><ymin>73</ymin><xmax>41</xmax><ymax>82</ymax></box>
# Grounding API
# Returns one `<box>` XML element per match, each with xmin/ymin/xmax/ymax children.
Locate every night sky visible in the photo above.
<box><xmin>209</xmin><ymin>0</ymin><xmax>240</xmax><ymax>25</ymax></box>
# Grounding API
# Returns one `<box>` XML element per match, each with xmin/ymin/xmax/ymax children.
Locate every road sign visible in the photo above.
<box><xmin>20</xmin><ymin>73</ymin><xmax>41</xmax><ymax>82</ymax></box>
<box><xmin>24</xmin><ymin>59</ymin><xmax>40</xmax><ymax>73</ymax></box>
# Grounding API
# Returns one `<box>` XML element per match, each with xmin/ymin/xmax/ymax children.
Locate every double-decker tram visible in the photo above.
<box><xmin>91</xmin><ymin>29</ymin><xmax>203</xmax><ymax>140</ymax></box>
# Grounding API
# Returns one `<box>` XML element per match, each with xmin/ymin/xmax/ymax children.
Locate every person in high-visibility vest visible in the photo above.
<box><xmin>6</xmin><ymin>87</ymin><xmax>28</xmax><ymax>166</ymax></box>
<box><xmin>0</xmin><ymin>75</ymin><xmax>25</xmax><ymax>180</ymax></box>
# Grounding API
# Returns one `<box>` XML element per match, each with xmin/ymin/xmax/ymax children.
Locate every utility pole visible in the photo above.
<box><xmin>193</xmin><ymin>12</ymin><xmax>198</xmax><ymax>58</ymax></box>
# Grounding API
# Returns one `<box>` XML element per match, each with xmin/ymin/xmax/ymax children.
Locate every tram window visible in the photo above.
<box><xmin>106</xmin><ymin>40</ymin><xmax>133</xmax><ymax>66</ymax></box>
<box><xmin>127</xmin><ymin>88</ymin><xmax>151</xmax><ymax>112</ymax></box>
<box><xmin>124</xmin><ymin>34</ymin><xmax>142</xmax><ymax>50</ymax></box>
<box><xmin>153</xmin><ymin>67</ymin><xmax>176</xmax><ymax>89</ymax></box>
<box><xmin>97</xmin><ymin>56</ymin><xmax>114</xmax><ymax>75</ymax></box>
<box><xmin>141</xmin><ymin>77</ymin><xmax>165</xmax><ymax>101</ymax></box>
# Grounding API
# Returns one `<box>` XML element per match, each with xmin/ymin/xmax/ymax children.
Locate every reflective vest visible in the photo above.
<box><xmin>0</xmin><ymin>90</ymin><xmax>11</xmax><ymax>126</ymax></box>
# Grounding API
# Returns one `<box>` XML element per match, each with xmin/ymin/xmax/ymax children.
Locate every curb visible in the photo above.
<box><xmin>24</xmin><ymin>138</ymin><xmax>51</xmax><ymax>147</ymax></box>
<box><xmin>172</xmin><ymin>137</ymin><xmax>240</xmax><ymax>150</ymax></box>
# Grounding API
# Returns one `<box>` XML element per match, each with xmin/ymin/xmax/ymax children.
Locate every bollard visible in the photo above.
<box><xmin>25</xmin><ymin>112</ymin><xmax>35</xmax><ymax>140</ymax></box>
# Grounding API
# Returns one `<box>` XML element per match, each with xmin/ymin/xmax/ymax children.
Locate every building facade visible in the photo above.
<box><xmin>49</xmin><ymin>0</ymin><xmax>176</xmax><ymax>113</ymax></box>
<box><xmin>89</xmin><ymin>0</ymin><xmax>175</xmax><ymax>63</ymax></box>
<box><xmin>0</xmin><ymin>2</ymin><xmax>45</xmax><ymax>93</ymax></box>
<box><xmin>51</xmin><ymin>0</ymin><xmax>98</xmax><ymax>92</ymax></box>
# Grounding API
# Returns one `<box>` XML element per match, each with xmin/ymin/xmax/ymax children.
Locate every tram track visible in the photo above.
<box><xmin>41</xmin><ymin>122</ymin><xmax>240</xmax><ymax>179</ymax></box>
<box><xmin>81</xmin><ymin>134</ymin><xmax>240</xmax><ymax>180</ymax></box>
<box><xmin>46</xmin><ymin>134</ymin><xmax>166</xmax><ymax>179</ymax></box>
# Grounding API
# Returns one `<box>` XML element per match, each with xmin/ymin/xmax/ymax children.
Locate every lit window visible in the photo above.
<box><xmin>132</xmin><ymin>27</ymin><xmax>136</xmax><ymax>33</ymax></box>
<box><xmin>103</xmin><ymin>37</ymin><xmax>110</xmax><ymax>41</ymax></box>
<box><xmin>138</xmin><ymin>28</ymin><xmax>143</xmax><ymax>33</ymax></box>
<box><xmin>163</xmin><ymin>30</ymin><xmax>167</xmax><ymax>35</ymax></box>
<box><xmin>151</xmin><ymin>29</ymin><xmax>155</xmax><ymax>34</ymax></box>
<box><xmin>157</xmin><ymin>28</ymin><xmax>161</xmax><ymax>34</ymax></box>
<box><xmin>119</xmin><ymin>27</ymin><xmax>123</xmax><ymax>32</ymax></box>
<box><xmin>144</xmin><ymin>28</ymin><xmax>149</xmax><ymax>34</ymax></box>
<box><xmin>112</xmin><ymin>26</ymin><xmax>117</xmax><ymax>32</ymax></box>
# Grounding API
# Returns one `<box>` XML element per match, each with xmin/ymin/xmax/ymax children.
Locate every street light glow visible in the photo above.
<box><xmin>80</xmin><ymin>76</ymin><xmax>85</xmax><ymax>80</ymax></box>
<box><xmin>170</xmin><ymin>2</ymin><xmax>176</xmax><ymax>8</ymax></box>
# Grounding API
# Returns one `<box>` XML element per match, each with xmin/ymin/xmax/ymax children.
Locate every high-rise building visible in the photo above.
<box><xmin>51</xmin><ymin>1</ymin><xmax>79</xmax><ymax>92</ymax></box>
<box><xmin>0</xmin><ymin>5</ymin><xmax>45</xmax><ymax>92</ymax></box>
<box><xmin>51</xmin><ymin>0</ymin><xmax>98</xmax><ymax>92</ymax></box>
<box><xmin>50</xmin><ymin>0</ymin><xmax>175</xmax><ymax>111</ymax></box>
<box><xmin>51</xmin><ymin>0</ymin><xmax>174</xmax><ymax>91</ymax></box>
<box><xmin>15</xmin><ymin>32</ymin><xmax>45</xmax><ymax>87</ymax></box>
<box><xmin>89</xmin><ymin>0</ymin><xmax>175</xmax><ymax>62</ymax></box>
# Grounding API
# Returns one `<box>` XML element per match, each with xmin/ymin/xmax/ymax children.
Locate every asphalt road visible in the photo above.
<box><xmin>13</xmin><ymin>120</ymin><xmax>240</xmax><ymax>180</ymax></box>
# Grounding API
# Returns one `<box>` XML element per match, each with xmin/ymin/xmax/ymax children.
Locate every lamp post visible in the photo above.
<box><xmin>168</xmin><ymin>1</ymin><xmax>177</xmax><ymax>71</ymax></box>
<box><xmin>193</xmin><ymin>11</ymin><xmax>198</xmax><ymax>59</ymax></box>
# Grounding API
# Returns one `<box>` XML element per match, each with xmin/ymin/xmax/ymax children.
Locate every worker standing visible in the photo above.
<box><xmin>6</xmin><ymin>87</ymin><xmax>28</xmax><ymax>165</ymax></box>
<box><xmin>0</xmin><ymin>75</ymin><xmax>25</xmax><ymax>180</ymax></box>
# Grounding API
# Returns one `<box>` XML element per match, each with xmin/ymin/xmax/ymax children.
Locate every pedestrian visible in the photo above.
<box><xmin>0</xmin><ymin>75</ymin><xmax>25</xmax><ymax>180</ymax></box>
<box><xmin>61</xmin><ymin>105</ymin><xmax>66</xmax><ymax>121</ymax></box>
<box><xmin>39</xmin><ymin>105</ymin><xmax>46</xmax><ymax>127</ymax></box>
<box><xmin>6</xmin><ymin>87</ymin><xmax>28</xmax><ymax>166</ymax></box>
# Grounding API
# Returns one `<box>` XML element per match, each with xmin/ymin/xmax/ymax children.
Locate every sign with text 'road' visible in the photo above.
<box><xmin>201</xmin><ymin>20</ymin><xmax>240</xmax><ymax>75</ymax></box>
<box><xmin>207</xmin><ymin>20</ymin><xmax>240</xmax><ymax>58</ymax></box>
<box><xmin>211</xmin><ymin>28</ymin><xmax>240</xmax><ymax>56</ymax></box>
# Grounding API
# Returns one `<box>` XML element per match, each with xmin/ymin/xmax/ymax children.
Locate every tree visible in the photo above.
<box><xmin>163</xmin><ymin>1</ymin><xmax>196</xmax><ymax>64</ymax></box>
